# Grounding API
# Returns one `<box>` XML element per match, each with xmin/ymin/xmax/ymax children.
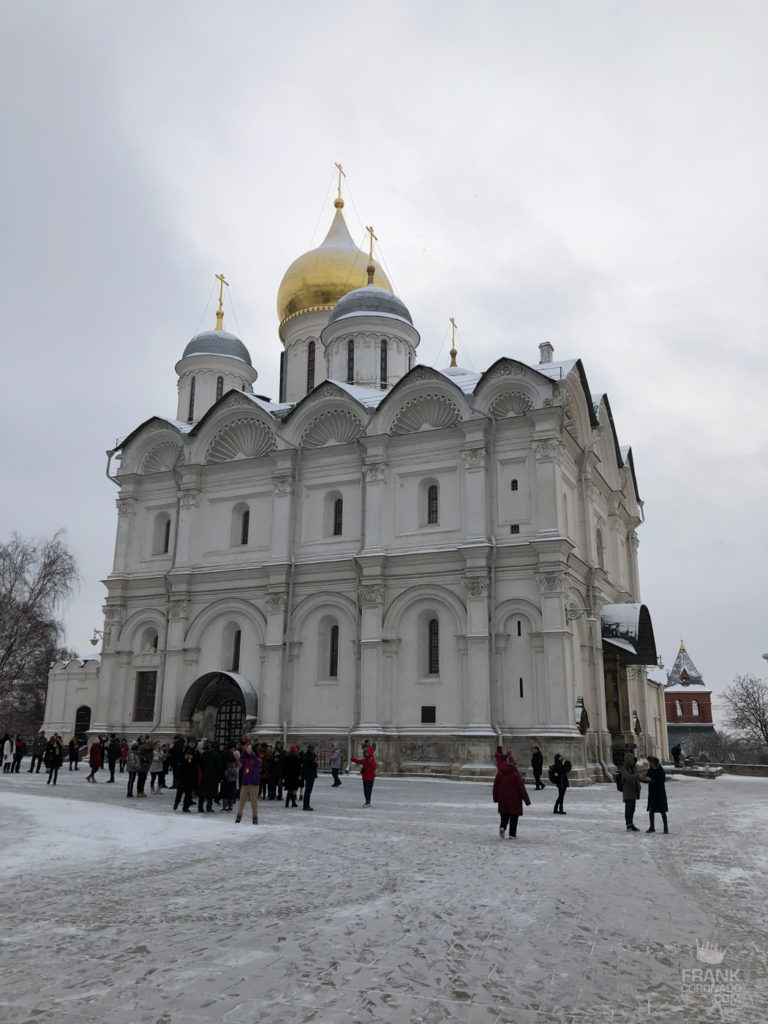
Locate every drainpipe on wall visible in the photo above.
<box><xmin>282</xmin><ymin>448</ymin><xmax>302</xmax><ymax>730</ymax></box>
<box><xmin>353</xmin><ymin>441</ymin><xmax>368</xmax><ymax>738</ymax></box>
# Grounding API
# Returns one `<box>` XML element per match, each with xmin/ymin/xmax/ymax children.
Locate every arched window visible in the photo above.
<box><xmin>675</xmin><ymin>699</ymin><xmax>683</xmax><ymax>717</ymax></box>
<box><xmin>240</xmin><ymin>509</ymin><xmax>250</xmax><ymax>546</ymax></box>
<box><xmin>187</xmin><ymin>376</ymin><xmax>196</xmax><ymax>422</ymax></box>
<box><xmin>231</xmin><ymin>629</ymin><xmax>241</xmax><ymax>673</ymax></box>
<box><xmin>307</xmin><ymin>340</ymin><xmax>316</xmax><ymax>393</ymax></box>
<box><xmin>231</xmin><ymin>503</ymin><xmax>250</xmax><ymax>548</ymax></box>
<box><xmin>140</xmin><ymin>627</ymin><xmax>159</xmax><ymax>652</ymax></box>
<box><xmin>329</xmin><ymin>624</ymin><xmax>339</xmax><ymax>678</ymax></box>
<box><xmin>347</xmin><ymin>339</ymin><xmax>354</xmax><ymax>383</ymax></box>
<box><xmin>333</xmin><ymin>498</ymin><xmax>343</xmax><ymax>537</ymax></box>
<box><xmin>428</xmin><ymin>618</ymin><xmax>439</xmax><ymax>675</ymax></box>
<box><xmin>427</xmin><ymin>484</ymin><xmax>439</xmax><ymax>525</ymax></box>
<box><xmin>596</xmin><ymin>529</ymin><xmax>605</xmax><ymax>570</ymax></box>
<box><xmin>692</xmin><ymin>699</ymin><xmax>700</xmax><ymax>717</ymax></box>
<box><xmin>380</xmin><ymin>339</ymin><xmax>388</xmax><ymax>389</ymax></box>
<box><xmin>216</xmin><ymin>376</ymin><xmax>224</xmax><ymax>402</ymax></box>
<box><xmin>153</xmin><ymin>513</ymin><xmax>172</xmax><ymax>555</ymax></box>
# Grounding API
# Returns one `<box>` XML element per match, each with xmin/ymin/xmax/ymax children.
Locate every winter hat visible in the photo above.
<box><xmin>130</xmin><ymin>742</ymin><xmax>139</xmax><ymax>750</ymax></box>
<box><xmin>289</xmin><ymin>745</ymin><xmax>298</xmax><ymax>754</ymax></box>
<box><xmin>331</xmin><ymin>742</ymin><xmax>339</xmax><ymax>750</ymax></box>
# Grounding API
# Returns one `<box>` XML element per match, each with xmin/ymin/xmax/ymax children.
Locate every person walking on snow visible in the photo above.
<box><xmin>86</xmin><ymin>739</ymin><xmax>102</xmax><ymax>782</ymax></box>
<box><xmin>640</xmin><ymin>756</ymin><xmax>669</xmax><ymax>834</ymax></box>
<box><xmin>531</xmin><ymin>746</ymin><xmax>545</xmax><ymax>790</ymax></box>
<box><xmin>617</xmin><ymin>751</ymin><xmax>642</xmax><ymax>832</ymax></box>
<box><xmin>29</xmin><ymin>731</ymin><xmax>47</xmax><ymax>773</ymax></box>
<box><xmin>125</xmin><ymin>742</ymin><xmax>140</xmax><ymax>797</ymax></box>
<box><xmin>68</xmin><ymin>736</ymin><xmax>80</xmax><ymax>771</ymax></box>
<box><xmin>302</xmin><ymin>744</ymin><xmax>318</xmax><ymax>811</ymax></box>
<box><xmin>351</xmin><ymin>745</ymin><xmax>377</xmax><ymax>806</ymax></box>
<box><xmin>551</xmin><ymin>753</ymin><xmax>571</xmax><ymax>814</ymax></box>
<box><xmin>329</xmin><ymin>742</ymin><xmax>342</xmax><ymax>786</ymax></box>
<box><xmin>282</xmin><ymin>745</ymin><xmax>302</xmax><ymax>807</ymax></box>
<box><xmin>44</xmin><ymin>735</ymin><xmax>63</xmax><ymax>785</ymax></box>
<box><xmin>493</xmin><ymin>754</ymin><xmax>531</xmax><ymax>838</ymax></box>
<box><xmin>235</xmin><ymin>742</ymin><xmax>261</xmax><ymax>824</ymax></box>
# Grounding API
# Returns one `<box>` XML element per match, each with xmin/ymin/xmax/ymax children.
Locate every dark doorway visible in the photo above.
<box><xmin>215</xmin><ymin>698</ymin><xmax>244</xmax><ymax>747</ymax></box>
<box><xmin>74</xmin><ymin>706</ymin><xmax>91</xmax><ymax>746</ymax></box>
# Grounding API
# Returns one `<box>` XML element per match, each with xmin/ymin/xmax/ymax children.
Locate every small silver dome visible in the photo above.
<box><xmin>327</xmin><ymin>284</ymin><xmax>413</xmax><ymax>326</ymax></box>
<box><xmin>182</xmin><ymin>329</ymin><xmax>252</xmax><ymax>367</ymax></box>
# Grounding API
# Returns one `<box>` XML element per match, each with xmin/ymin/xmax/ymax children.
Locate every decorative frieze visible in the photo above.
<box><xmin>488</xmin><ymin>362</ymin><xmax>527</xmax><ymax>378</ymax></box>
<box><xmin>266</xmin><ymin>592</ymin><xmax>288</xmax><ymax>611</ymax></box>
<box><xmin>273</xmin><ymin>475</ymin><xmax>294</xmax><ymax>496</ymax></box>
<box><xmin>169</xmin><ymin>600</ymin><xmax>189</xmax><ymax>620</ymax></box>
<box><xmin>102</xmin><ymin>605</ymin><xmax>126</xmax><ymax>625</ymax></box>
<box><xmin>179</xmin><ymin>489</ymin><xmax>200</xmax><ymax>509</ymax></box>
<box><xmin>364</xmin><ymin>462</ymin><xmax>387</xmax><ymax>483</ymax></box>
<box><xmin>536</xmin><ymin>571</ymin><xmax>564</xmax><ymax>594</ymax></box>
<box><xmin>532</xmin><ymin>438</ymin><xmax>561</xmax><ymax>459</ymax></box>
<box><xmin>464</xmin><ymin>574</ymin><xmax>490</xmax><ymax>598</ymax></box>
<box><xmin>461</xmin><ymin>448</ymin><xmax>486</xmax><ymax>470</ymax></box>
<box><xmin>359</xmin><ymin>585</ymin><xmax>384</xmax><ymax>606</ymax></box>
<box><xmin>116</xmin><ymin>497</ymin><xmax>137</xmax><ymax>517</ymax></box>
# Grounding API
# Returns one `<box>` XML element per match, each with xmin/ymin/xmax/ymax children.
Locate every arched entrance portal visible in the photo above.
<box><xmin>74</xmin><ymin>706</ymin><xmax>91</xmax><ymax>746</ymax></box>
<box><xmin>179</xmin><ymin>671</ymin><xmax>258</xmax><ymax>743</ymax></box>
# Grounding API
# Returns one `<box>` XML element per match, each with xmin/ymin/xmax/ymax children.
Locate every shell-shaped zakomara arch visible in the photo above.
<box><xmin>389</xmin><ymin>392</ymin><xmax>462</xmax><ymax>435</ymax></box>
<box><xmin>205</xmin><ymin>417</ymin><xmax>277</xmax><ymax>464</ymax></box>
<box><xmin>299</xmin><ymin>409</ymin><xmax>366</xmax><ymax>449</ymax></box>
<box><xmin>488</xmin><ymin>390</ymin><xmax>535</xmax><ymax>419</ymax></box>
<box><xmin>141</xmin><ymin>441</ymin><xmax>185</xmax><ymax>474</ymax></box>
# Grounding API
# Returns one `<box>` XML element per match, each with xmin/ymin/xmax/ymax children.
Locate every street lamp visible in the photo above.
<box><xmin>90</xmin><ymin>629</ymin><xmax>104</xmax><ymax>647</ymax></box>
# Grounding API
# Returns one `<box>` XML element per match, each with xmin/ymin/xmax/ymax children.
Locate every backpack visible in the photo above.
<box><xmin>548</xmin><ymin>764</ymin><xmax>557</xmax><ymax>785</ymax></box>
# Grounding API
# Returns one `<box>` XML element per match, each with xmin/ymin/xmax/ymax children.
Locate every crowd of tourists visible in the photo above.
<box><xmin>5</xmin><ymin>729</ymin><xmax>668</xmax><ymax>836</ymax></box>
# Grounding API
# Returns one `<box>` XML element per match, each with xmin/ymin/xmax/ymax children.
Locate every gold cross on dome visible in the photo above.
<box><xmin>215</xmin><ymin>272</ymin><xmax>229</xmax><ymax>330</ymax></box>
<box><xmin>449</xmin><ymin>317</ymin><xmax>458</xmax><ymax>367</ymax></box>
<box><xmin>366</xmin><ymin>225</ymin><xmax>377</xmax><ymax>263</ymax></box>
<box><xmin>335</xmin><ymin>162</ymin><xmax>346</xmax><ymax>199</ymax></box>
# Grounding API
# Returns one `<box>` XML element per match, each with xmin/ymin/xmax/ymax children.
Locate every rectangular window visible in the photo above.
<box><xmin>333</xmin><ymin>498</ymin><xmax>343</xmax><ymax>536</ymax></box>
<box><xmin>231</xmin><ymin>630</ymin><xmax>241</xmax><ymax>673</ymax></box>
<box><xmin>162</xmin><ymin>518</ymin><xmax>171</xmax><ymax>553</ymax></box>
<box><xmin>307</xmin><ymin>341</ymin><xmax>316</xmax><ymax>393</ymax></box>
<box><xmin>511</xmin><ymin>479</ymin><xmax>518</xmax><ymax>491</ymax></box>
<box><xmin>519</xmin><ymin>677</ymin><xmax>524</xmax><ymax>698</ymax></box>
<box><xmin>347</xmin><ymin>340</ymin><xmax>354</xmax><ymax>384</ymax></box>
<box><xmin>510</xmin><ymin>524</ymin><xmax>520</xmax><ymax>534</ymax></box>
<box><xmin>133</xmin><ymin>672</ymin><xmax>157</xmax><ymax>721</ymax></box>
<box><xmin>240</xmin><ymin>510</ymin><xmax>250</xmax><ymax>546</ymax></box>
<box><xmin>380</xmin><ymin>339</ymin><xmax>388</xmax><ymax>390</ymax></box>
<box><xmin>421</xmin><ymin>705</ymin><xmax>436</xmax><ymax>724</ymax></box>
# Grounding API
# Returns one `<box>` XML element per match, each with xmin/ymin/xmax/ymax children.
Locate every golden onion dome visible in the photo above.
<box><xmin>277</xmin><ymin>198</ymin><xmax>393</xmax><ymax>330</ymax></box>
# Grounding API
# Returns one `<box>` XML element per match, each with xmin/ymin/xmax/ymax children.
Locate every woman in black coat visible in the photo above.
<box><xmin>282</xmin><ymin>745</ymin><xmax>302</xmax><ymax>808</ymax></box>
<box><xmin>301</xmin><ymin>744</ymin><xmax>318</xmax><ymax>811</ymax></box>
<box><xmin>44</xmin><ymin>736</ymin><xmax>64</xmax><ymax>786</ymax></box>
<box><xmin>641</xmin><ymin>756</ymin><xmax>669</xmax><ymax>834</ymax></box>
<box><xmin>197</xmin><ymin>743</ymin><xmax>221</xmax><ymax>813</ymax></box>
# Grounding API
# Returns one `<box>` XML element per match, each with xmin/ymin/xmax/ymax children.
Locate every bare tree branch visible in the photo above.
<box><xmin>721</xmin><ymin>674</ymin><xmax>768</xmax><ymax>748</ymax></box>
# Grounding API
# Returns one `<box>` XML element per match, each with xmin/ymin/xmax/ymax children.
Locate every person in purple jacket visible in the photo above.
<box><xmin>235</xmin><ymin>742</ymin><xmax>262</xmax><ymax>825</ymax></box>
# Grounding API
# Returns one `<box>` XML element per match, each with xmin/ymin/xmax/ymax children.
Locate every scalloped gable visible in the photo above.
<box><xmin>115</xmin><ymin>416</ymin><xmax>188</xmax><ymax>454</ymax></box>
<box><xmin>189</xmin><ymin>389</ymin><xmax>277</xmax><ymax>435</ymax></box>
<box><xmin>369</xmin><ymin>364</ymin><xmax>470</xmax><ymax>435</ymax></box>
<box><xmin>594</xmin><ymin>394</ymin><xmax>625</xmax><ymax>475</ymax></box>
<box><xmin>538</xmin><ymin>359</ymin><xmax>599</xmax><ymax>430</ymax></box>
<box><xmin>281</xmin><ymin>379</ymin><xmax>368</xmax><ymax>425</ymax></box>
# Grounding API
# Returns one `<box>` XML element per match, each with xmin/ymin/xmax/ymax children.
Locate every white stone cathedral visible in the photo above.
<box><xmin>44</xmin><ymin>190</ymin><xmax>667</xmax><ymax>780</ymax></box>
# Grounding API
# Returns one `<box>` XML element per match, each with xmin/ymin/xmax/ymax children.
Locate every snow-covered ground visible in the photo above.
<box><xmin>1</xmin><ymin>765</ymin><xmax>767</xmax><ymax>1024</ymax></box>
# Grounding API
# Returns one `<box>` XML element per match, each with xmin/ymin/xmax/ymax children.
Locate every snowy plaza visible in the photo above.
<box><xmin>1</xmin><ymin>768</ymin><xmax>766</xmax><ymax>1024</ymax></box>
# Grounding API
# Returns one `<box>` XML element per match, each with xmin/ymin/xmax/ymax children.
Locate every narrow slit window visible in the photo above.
<box><xmin>307</xmin><ymin>340</ymin><xmax>315</xmax><ymax>393</ymax></box>
<box><xmin>380</xmin><ymin>339</ymin><xmax>388</xmax><ymax>389</ymax></box>
<box><xmin>519</xmin><ymin>677</ymin><xmax>524</xmax><ymax>698</ymax></box>
<box><xmin>428</xmin><ymin>618</ymin><xmax>439</xmax><ymax>675</ymax></box>
<box><xmin>347</xmin><ymin>339</ymin><xmax>354</xmax><ymax>383</ymax></box>
<box><xmin>427</xmin><ymin>484</ymin><xmax>439</xmax><ymax>525</ymax></box>
<box><xmin>187</xmin><ymin>377</ymin><xmax>196</xmax><ymax>422</ymax></box>
<box><xmin>240</xmin><ymin>510</ymin><xmax>250</xmax><ymax>546</ymax></box>
<box><xmin>216</xmin><ymin>376</ymin><xmax>224</xmax><ymax>402</ymax></box>
<box><xmin>162</xmin><ymin>518</ymin><xmax>171</xmax><ymax>554</ymax></box>
<box><xmin>333</xmin><ymin>498</ymin><xmax>343</xmax><ymax>537</ymax></box>
<box><xmin>231</xmin><ymin>630</ymin><xmax>241</xmax><ymax>673</ymax></box>
<box><xmin>517</xmin><ymin>620</ymin><xmax>522</xmax><ymax>637</ymax></box>
<box><xmin>329</xmin><ymin>624</ymin><xmax>339</xmax><ymax>678</ymax></box>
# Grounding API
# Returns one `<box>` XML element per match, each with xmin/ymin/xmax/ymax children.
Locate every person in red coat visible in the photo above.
<box><xmin>350</xmin><ymin>745</ymin><xmax>377</xmax><ymax>806</ymax></box>
<box><xmin>492</xmin><ymin>754</ymin><xmax>531</xmax><ymax>839</ymax></box>
<box><xmin>86</xmin><ymin>740</ymin><xmax>102</xmax><ymax>782</ymax></box>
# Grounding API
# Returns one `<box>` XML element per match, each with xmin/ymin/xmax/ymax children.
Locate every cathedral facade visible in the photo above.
<box><xmin>44</xmin><ymin>192</ymin><xmax>666</xmax><ymax>781</ymax></box>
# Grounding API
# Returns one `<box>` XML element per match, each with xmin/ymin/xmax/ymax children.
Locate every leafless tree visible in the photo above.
<box><xmin>0</xmin><ymin>531</ymin><xmax>80</xmax><ymax>731</ymax></box>
<box><xmin>721</xmin><ymin>673</ymin><xmax>768</xmax><ymax>749</ymax></box>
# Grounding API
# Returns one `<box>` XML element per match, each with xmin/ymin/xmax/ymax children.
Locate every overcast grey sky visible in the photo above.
<box><xmin>1</xmin><ymin>0</ymin><xmax>766</xmax><ymax>713</ymax></box>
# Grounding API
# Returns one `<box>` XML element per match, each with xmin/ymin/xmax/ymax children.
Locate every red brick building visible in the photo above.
<box><xmin>664</xmin><ymin>641</ymin><xmax>716</xmax><ymax>756</ymax></box>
